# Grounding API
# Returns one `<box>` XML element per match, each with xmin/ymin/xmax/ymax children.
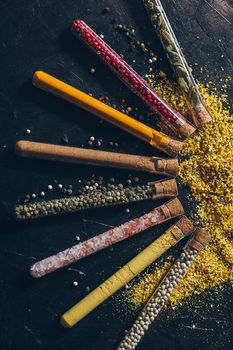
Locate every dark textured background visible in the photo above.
<box><xmin>0</xmin><ymin>1</ymin><xmax>232</xmax><ymax>349</ymax></box>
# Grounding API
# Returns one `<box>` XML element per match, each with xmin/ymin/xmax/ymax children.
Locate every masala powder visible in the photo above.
<box><xmin>125</xmin><ymin>77</ymin><xmax>233</xmax><ymax>308</ymax></box>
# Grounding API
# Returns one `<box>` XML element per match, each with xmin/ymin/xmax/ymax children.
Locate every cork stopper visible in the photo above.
<box><xmin>188</xmin><ymin>227</ymin><xmax>212</xmax><ymax>251</ymax></box>
<box><xmin>152</xmin><ymin>158</ymin><xmax>179</xmax><ymax>177</ymax></box>
<box><xmin>150</xmin><ymin>179</ymin><xmax>178</xmax><ymax>199</ymax></box>
<box><xmin>164</xmin><ymin>138</ymin><xmax>183</xmax><ymax>157</ymax></box>
<box><xmin>176</xmin><ymin>215</ymin><xmax>195</xmax><ymax>235</ymax></box>
<box><xmin>169</xmin><ymin>216</ymin><xmax>194</xmax><ymax>241</ymax></box>
<box><xmin>161</xmin><ymin>198</ymin><xmax>184</xmax><ymax>219</ymax></box>
<box><xmin>192</xmin><ymin>102</ymin><xmax>212</xmax><ymax>127</ymax></box>
<box><xmin>175</xmin><ymin>117</ymin><xmax>196</xmax><ymax>138</ymax></box>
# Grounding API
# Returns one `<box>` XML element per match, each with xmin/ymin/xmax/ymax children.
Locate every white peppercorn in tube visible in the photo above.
<box><xmin>117</xmin><ymin>227</ymin><xmax>212</xmax><ymax>350</ymax></box>
<box><xmin>143</xmin><ymin>0</ymin><xmax>212</xmax><ymax>127</ymax></box>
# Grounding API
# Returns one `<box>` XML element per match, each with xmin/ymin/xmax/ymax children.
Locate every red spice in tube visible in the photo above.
<box><xmin>30</xmin><ymin>198</ymin><xmax>183</xmax><ymax>278</ymax></box>
<box><xmin>71</xmin><ymin>20</ymin><xmax>195</xmax><ymax>138</ymax></box>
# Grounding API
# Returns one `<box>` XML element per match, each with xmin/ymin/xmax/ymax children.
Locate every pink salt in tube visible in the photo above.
<box><xmin>71</xmin><ymin>20</ymin><xmax>195</xmax><ymax>138</ymax></box>
<box><xmin>30</xmin><ymin>198</ymin><xmax>184</xmax><ymax>278</ymax></box>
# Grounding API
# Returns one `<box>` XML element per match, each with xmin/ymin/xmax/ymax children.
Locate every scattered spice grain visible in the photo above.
<box><xmin>15</xmin><ymin>179</ymin><xmax>178</xmax><ymax>220</ymax></box>
<box><xmin>30</xmin><ymin>198</ymin><xmax>184</xmax><ymax>278</ymax></box>
<box><xmin>143</xmin><ymin>0</ymin><xmax>212</xmax><ymax>127</ymax></box>
<box><xmin>71</xmin><ymin>20</ymin><xmax>195</xmax><ymax>138</ymax></box>
<box><xmin>118</xmin><ymin>229</ymin><xmax>212</xmax><ymax>349</ymax></box>
<box><xmin>124</xmin><ymin>78</ymin><xmax>233</xmax><ymax>308</ymax></box>
<box><xmin>60</xmin><ymin>216</ymin><xmax>194</xmax><ymax>328</ymax></box>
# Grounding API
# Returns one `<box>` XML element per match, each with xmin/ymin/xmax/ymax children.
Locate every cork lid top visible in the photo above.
<box><xmin>188</xmin><ymin>227</ymin><xmax>212</xmax><ymax>251</ymax></box>
<box><xmin>151</xmin><ymin>179</ymin><xmax>178</xmax><ymax>199</ymax></box>
<box><xmin>176</xmin><ymin>216</ymin><xmax>195</xmax><ymax>235</ymax></box>
<box><xmin>169</xmin><ymin>216</ymin><xmax>194</xmax><ymax>241</ymax></box>
<box><xmin>179</xmin><ymin>119</ymin><xmax>196</xmax><ymax>138</ymax></box>
<box><xmin>192</xmin><ymin>102</ymin><xmax>212</xmax><ymax>127</ymax></box>
<box><xmin>165</xmin><ymin>197</ymin><xmax>184</xmax><ymax>217</ymax></box>
<box><xmin>165</xmin><ymin>138</ymin><xmax>183</xmax><ymax>157</ymax></box>
<box><xmin>152</xmin><ymin>158</ymin><xmax>179</xmax><ymax>177</ymax></box>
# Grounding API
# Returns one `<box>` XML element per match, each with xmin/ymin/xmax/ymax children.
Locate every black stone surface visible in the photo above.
<box><xmin>0</xmin><ymin>1</ymin><xmax>232</xmax><ymax>349</ymax></box>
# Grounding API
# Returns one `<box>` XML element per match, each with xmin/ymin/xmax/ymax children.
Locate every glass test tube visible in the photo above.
<box><xmin>143</xmin><ymin>0</ymin><xmax>212</xmax><ymax>127</ymax></box>
<box><xmin>71</xmin><ymin>20</ymin><xmax>196</xmax><ymax>138</ymax></box>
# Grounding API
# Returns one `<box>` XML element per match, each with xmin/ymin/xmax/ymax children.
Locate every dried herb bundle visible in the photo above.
<box><xmin>144</xmin><ymin>0</ymin><xmax>212</xmax><ymax>127</ymax></box>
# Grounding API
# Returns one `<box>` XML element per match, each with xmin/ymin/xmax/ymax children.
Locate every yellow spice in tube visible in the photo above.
<box><xmin>61</xmin><ymin>216</ymin><xmax>194</xmax><ymax>327</ymax></box>
<box><xmin>33</xmin><ymin>71</ymin><xmax>182</xmax><ymax>157</ymax></box>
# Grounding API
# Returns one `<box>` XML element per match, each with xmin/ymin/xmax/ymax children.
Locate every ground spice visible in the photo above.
<box><xmin>126</xmin><ymin>259</ymin><xmax>173</xmax><ymax>308</ymax></box>
<box><xmin>33</xmin><ymin>71</ymin><xmax>183</xmax><ymax>157</ymax></box>
<box><xmin>60</xmin><ymin>216</ymin><xmax>194</xmax><ymax>328</ymax></box>
<box><xmin>30</xmin><ymin>198</ymin><xmax>184</xmax><ymax>278</ymax></box>
<box><xmin>71</xmin><ymin>19</ymin><xmax>195</xmax><ymax>138</ymax></box>
<box><xmin>124</xmin><ymin>76</ymin><xmax>233</xmax><ymax>308</ymax></box>
<box><xmin>118</xmin><ymin>229</ymin><xmax>211</xmax><ymax>350</ymax></box>
<box><xmin>15</xmin><ymin>140</ymin><xmax>179</xmax><ymax>176</ymax></box>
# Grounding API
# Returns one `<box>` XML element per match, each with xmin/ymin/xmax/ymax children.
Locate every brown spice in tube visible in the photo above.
<box><xmin>15</xmin><ymin>140</ymin><xmax>179</xmax><ymax>177</ymax></box>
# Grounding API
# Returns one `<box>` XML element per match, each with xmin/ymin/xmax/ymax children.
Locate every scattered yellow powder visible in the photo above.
<box><xmin>126</xmin><ymin>259</ymin><xmax>172</xmax><ymax>308</ymax></box>
<box><xmin>125</xmin><ymin>76</ymin><xmax>233</xmax><ymax>308</ymax></box>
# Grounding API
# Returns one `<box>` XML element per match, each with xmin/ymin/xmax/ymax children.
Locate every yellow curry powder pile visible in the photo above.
<box><xmin>124</xmin><ymin>76</ymin><xmax>233</xmax><ymax>309</ymax></box>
